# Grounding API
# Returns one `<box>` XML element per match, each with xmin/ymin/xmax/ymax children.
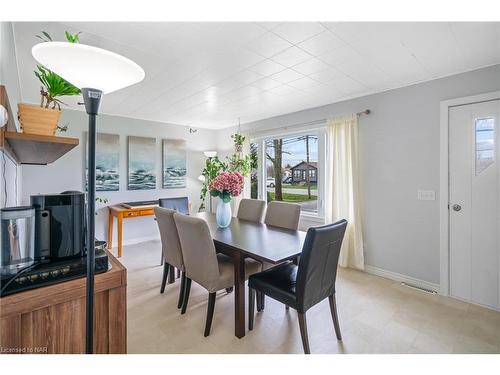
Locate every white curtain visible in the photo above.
<box><xmin>326</xmin><ymin>114</ymin><xmax>365</xmax><ymax>270</ymax></box>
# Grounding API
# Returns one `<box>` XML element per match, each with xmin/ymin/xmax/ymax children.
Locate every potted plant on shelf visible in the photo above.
<box><xmin>209</xmin><ymin>171</ymin><xmax>244</xmax><ymax>228</ymax></box>
<box><xmin>17</xmin><ymin>31</ymin><xmax>82</xmax><ymax>136</ymax></box>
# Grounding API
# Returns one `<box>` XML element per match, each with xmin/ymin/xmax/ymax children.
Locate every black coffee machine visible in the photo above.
<box><xmin>0</xmin><ymin>192</ymin><xmax>108</xmax><ymax>296</ymax></box>
<box><xmin>32</xmin><ymin>192</ymin><xmax>86</xmax><ymax>260</ymax></box>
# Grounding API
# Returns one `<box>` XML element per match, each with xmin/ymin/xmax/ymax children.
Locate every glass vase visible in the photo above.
<box><xmin>216</xmin><ymin>199</ymin><xmax>232</xmax><ymax>228</ymax></box>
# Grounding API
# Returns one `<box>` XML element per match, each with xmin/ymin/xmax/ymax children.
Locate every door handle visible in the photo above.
<box><xmin>452</xmin><ymin>204</ymin><xmax>462</xmax><ymax>212</ymax></box>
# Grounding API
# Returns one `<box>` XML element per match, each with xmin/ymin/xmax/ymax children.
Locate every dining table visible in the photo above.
<box><xmin>194</xmin><ymin>212</ymin><xmax>307</xmax><ymax>338</ymax></box>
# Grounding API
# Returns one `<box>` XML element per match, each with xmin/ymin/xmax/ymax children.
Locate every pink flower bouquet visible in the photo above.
<box><xmin>209</xmin><ymin>171</ymin><xmax>244</xmax><ymax>203</ymax></box>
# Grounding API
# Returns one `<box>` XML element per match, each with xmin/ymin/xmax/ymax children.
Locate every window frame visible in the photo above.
<box><xmin>251</xmin><ymin>127</ymin><xmax>326</xmax><ymax>219</ymax></box>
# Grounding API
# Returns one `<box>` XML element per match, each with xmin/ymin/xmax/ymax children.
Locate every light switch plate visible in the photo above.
<box><xmin>417</xmin><ymin>190</ymin><xmax>436</xmax><ymax>201</ymax></box>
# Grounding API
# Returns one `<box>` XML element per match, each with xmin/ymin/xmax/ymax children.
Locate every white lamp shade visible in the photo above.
<box><xmin>204</xmin><ymin>151</ymin><xmax>217</xmax><ymax>158</ymax></box>
<box><xmin>32</xmin><ymin>42</ymin><xmax>145</xmax><ymax>94</ymax></box>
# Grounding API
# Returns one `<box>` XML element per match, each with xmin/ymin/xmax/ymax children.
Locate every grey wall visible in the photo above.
<box><xmin>21</xmin><ymin>109</ymin><xmax>219</xmax><ymax>245</ymax></box>
<box><xmin>0</xmin><ymin>22</ymin><xmax>22</xmax><ymax>208</ymax></box>
<box><xmin>242</xmin><ymin>64</ymin><xmax>500</xmax><ymax>284</ymax></box>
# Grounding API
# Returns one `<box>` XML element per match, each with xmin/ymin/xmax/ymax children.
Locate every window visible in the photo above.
<box><xmin>250</xmin><ymin>142</ymin><xmax>259</xmax><ymax>199</ymax></box>
<box><xmin>475</xmin><ymin>117</ymin><xmax>495</xmax><ymax>175</ymax></box>
<box><xmin>252</xmin><ymin>132</ymin><xmax>323</xmax><ymax>216</ymax></box>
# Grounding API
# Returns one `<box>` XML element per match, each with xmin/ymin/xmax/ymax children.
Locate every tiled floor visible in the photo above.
<box><xmin>120</xmin><ymin>240</ymin><xmax>500</xmax><ymax>354</ymax></box>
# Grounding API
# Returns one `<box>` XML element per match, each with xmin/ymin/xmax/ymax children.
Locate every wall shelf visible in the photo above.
<box><xmin>0</xmin><ymin>85</ymin><xmax>79</xmax><ymax>165</ymax></box>
<box><xmin>1</xmin><ymin>130</ymin><xmax>79</xmax><ymax>165</ymax></box>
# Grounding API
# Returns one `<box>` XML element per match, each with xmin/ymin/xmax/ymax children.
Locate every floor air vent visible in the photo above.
<box><xmin>401</xmin><ymin>282</ymin><xmax>437</xmax><ymax>295</ymax></box>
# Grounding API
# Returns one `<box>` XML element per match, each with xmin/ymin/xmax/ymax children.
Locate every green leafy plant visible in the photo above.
<box><xmin>199</xmin><ymin>156</ymin><xmax>227</xmax><ymax>210</ymax></box>
<box><xmin>198</xmin><ymin>133</ymin><xmax>253</xmax><ymax>211</ymax></box>
<box><xmin>34</xmin><ymin>31</ymin><xmax>82</xmax><ymax>110</ymax></box>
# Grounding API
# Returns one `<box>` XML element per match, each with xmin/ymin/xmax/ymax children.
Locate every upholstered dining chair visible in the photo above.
<box><xmin>173</xmin><ymin>213</ymin><xmax>262</xmax><ymax>337</ymax></box>
<box><xmin>264</xmin><ymin>201</ymin><xmax>301</xmax><ymax>230</ymax></box>
<box><xmin>158</xmin><ymin>197</ymin><xmax>189</xmax><ymax>270</ymax></box>
<box><xmin>154</xmin><ymin>207</ymin><xmax>186</xmax><ymax>309</ymax></box>
<box><xmin>247</xmin><ymin>219</ymin><xmax>348</xmax><ymax>354</ymax></box>
<box><xmin>258</xmin><ymin>201</ymin><xmax>302</xmax><ymax>310</ymax></box>
<box><xmin>237</xmin><ymin>198</ymin><xmax>266</xmax><ymax>223</ymax></box>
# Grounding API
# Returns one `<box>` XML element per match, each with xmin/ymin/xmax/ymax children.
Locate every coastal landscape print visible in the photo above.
<box><xmin>163</xmin><ymin>139</ymin><xmax>187</xmax><ymax>189</ymax></box>
<box><xmin>128</xmin><ymin>136</ymin><xmax>156</xmax><ymax>190</ymax></box>
<box><xmin>85</xmin><ymin>132</ymin><xmax>120</xmax><ymax>191</ymax></box>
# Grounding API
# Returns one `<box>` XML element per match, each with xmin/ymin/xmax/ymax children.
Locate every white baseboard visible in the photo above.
<box><xmin>364</xmin><ymin>265</ymin><xmax>440</xmax><ymax>293</ymax></box>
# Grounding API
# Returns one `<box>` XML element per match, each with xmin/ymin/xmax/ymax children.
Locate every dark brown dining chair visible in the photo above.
<box><xmin>247</xmin><ymin>219</ymin><xmax>348</xmax><ymax>354</ymax></box>
<box><xmin>237</xmin><ymin>198</ymin><xmax>266</xmax><ymax>223</ymax></box>
<box><xmin>173</xmin><ymin>213</ymin><xmax>261</xmax><ymax>337</ymax></box>
<box><xmin>154</xmin><ymin>207</ymin><xmax>186</xmax><ymax>309</ymax></box>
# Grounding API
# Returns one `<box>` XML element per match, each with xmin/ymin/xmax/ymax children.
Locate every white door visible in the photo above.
<box><xmin>449</xmin><ymin>99</ymin><xmax>500</xmax><ymax>310</ymax></box>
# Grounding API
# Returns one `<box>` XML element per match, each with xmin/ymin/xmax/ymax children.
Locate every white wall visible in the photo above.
<box><xmin>241</xmin><ymin>64</ymin><xmax>500</xmax><ymax>285</ymax></box>
<box><xmin>21</xmin><ymin>109</ymin><xmax>219</xmax><ymax>245</ymax></box>
<box><xmin>0</xmin><ymin>22</ymin><xmax>22</xmax><ymax>208</ymax></box>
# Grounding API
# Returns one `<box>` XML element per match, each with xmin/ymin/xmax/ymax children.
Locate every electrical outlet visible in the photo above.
<box><xmin>417</xmin><ymin>190</ymin><xmax>435</xmax><ymax>201</ymax></box>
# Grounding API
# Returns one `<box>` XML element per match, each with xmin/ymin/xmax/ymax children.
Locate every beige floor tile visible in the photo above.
<box><xmin>118</xmin><ymin>240</ymin><xmax>500</xmax><ymax>354</ymax></box>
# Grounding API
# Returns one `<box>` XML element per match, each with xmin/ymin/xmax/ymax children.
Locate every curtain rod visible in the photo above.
<box><xmin>248</xmin><ymin>109</ymin><xmax>371</xmax><ymax>136</ymax></box>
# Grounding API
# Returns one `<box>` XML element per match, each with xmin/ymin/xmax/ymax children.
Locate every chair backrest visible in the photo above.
<box><xmin>237</xmin><ymin>198</ymin><xmax>266</xmax><ymax>223</ymax></box>
<box><xmin>173</xmin><ymin>213</ymin><xmax>221</xmax><ymax>292</ymax></box>
<box><xmin>264</xmin><ymin>201</ymin><xmax>301</xmax><ymax>230</ymax></box>
<box><xmin>154</xmin><ymin>207</ymin><xmax>184</xmax><ymax>269</ymax></box>
<box><xmin>295</xmin><ymin>220</ymin><xmax>348</xmax><ymax>312</ymax></box>
<box><xmin>159</xmin><ymin>197</ymin><xmax>189</xmax><ymax>214</ymax></box>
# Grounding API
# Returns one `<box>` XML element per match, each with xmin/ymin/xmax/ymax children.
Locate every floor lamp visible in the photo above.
<box><xmin>32</xmin><ymin>42</ymin><xmax>144</xmax><ymax>353</ymax></box>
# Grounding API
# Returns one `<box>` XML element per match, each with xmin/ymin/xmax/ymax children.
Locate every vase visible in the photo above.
<box><xmin>216</xmin><ymin>199</ymin><xmax>232</xmax><ymax>228</ymax></box>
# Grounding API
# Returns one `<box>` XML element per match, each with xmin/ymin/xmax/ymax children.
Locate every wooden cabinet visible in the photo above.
<box><xmin>0</xmin><ymin>252</ymin><xmax>127</xmax><ymax>354</ymax></box>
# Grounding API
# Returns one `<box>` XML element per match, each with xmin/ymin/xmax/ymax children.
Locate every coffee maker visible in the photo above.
<box><xmin>0</xmin><ymin>192</ymin><xmax>109</xmax><ymax>296</ymax></box>
<box><xmin>31</xmin><ymin>192</ymin><xmax>86</xmax><ymax>261</ymax></box>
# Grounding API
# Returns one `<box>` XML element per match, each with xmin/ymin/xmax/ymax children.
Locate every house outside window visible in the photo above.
<box><xmin>251</xmin><ymin>130</ymin><xmax>326</xmax><ymax>217</ymax></box>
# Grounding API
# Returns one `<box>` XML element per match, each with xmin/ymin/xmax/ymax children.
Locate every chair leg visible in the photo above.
<box><xmin>204</xmin><ymin>292</ymin><xmax>216</xmax><ymax>337</ymax></box>
<box><xmin>285</xmin><ymin>305</ymin><xmax>290</xmax><ymax>311</ymax></box>
<box><xmin>256</xmin><ymin>291</ymin><xmax>262</xmax><ymax>312</ymax></box>
<box><xmin>225</xmin><ymin>287</ymin><xmax>234</xmax><ymax>294</ymax></box>
<box><xmin>160</xmin><ymin>262</ymin><xmax>169</xmax><ymax>294</ymax></box>
<box><xmin>328</xmin><ymin>294</ymin><xmax>342</xmax><ymax>340</ymax></box>
<box><xmin>177</xmin><ymin>271</ymin><xmax>186</xmax><ymax>309</ymax></box>
<box><xmin>260</xmin><ymin>292</ymin><xmax>265</xmax><ymax>311</ymax></box>
<box><xmin>181</xmin><ymin>277</ymin><xmax>192</xmax><ymax>314</ymax></box>
<box><xmin>297</xmin><ymin>312</ymin><xmax>311</xmax><ymax>354</ymax></box>
<box><xmin>176</xmin><ymin>268</ymin><xmax>181</xmax><ymax>279</ymax></box>
<box><xmin>248</xmin><ymin>287</ymin><xmax>255</xmax><ymax>330</ymax></box>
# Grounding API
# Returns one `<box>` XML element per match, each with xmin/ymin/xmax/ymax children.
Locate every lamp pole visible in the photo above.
<box><xmin>82</xmin><ymin>88</ymin><xmax>102</xmax><ymax>354</ymax></box>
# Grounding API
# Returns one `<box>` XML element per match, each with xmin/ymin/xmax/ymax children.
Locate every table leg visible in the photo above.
<box><xmin>117</xmin><ymin>215</ymin><xmax>123</xmax><ymax>258</ymax></box>
<box><xmin>107</xmin><ymin>212</ymin><xmax>114</xmax><ymax>250</ymax></box>
<box><xmin>234</xmin><ymin>252</ymin><xmax>246</xmax><ymax>338</ymax></box>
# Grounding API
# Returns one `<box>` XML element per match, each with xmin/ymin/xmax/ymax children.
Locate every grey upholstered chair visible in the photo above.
<box><xmin>237</xmin><ymin>198</ymin><xmax>266</xmax><ymax>223</ymax></box>
<box><xmin>264</xmin><ymin>201</ymin><xmax>301</xmax><ymax>230</ymax></box>
<box><xmin>154</xmin><ymin>207</ymin><xmax>186</xmax><ymax>309</ymax></box>
<box><xmin>173</xmin><ymin>213</ymin><xmax>261</xmax><ymax>336</ymax></box>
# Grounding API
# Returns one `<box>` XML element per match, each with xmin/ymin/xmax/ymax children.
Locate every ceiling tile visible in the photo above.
<box><xmin>245</xmin><ymin>32</ymin><xmax>292</xmax><ymax>58</ymax></box>
<box><xmin>270</xmin><ymin>69</ymin><xmax>306</xmax><ymax>83</ymax></box>
<box><xmin>270</xmin><ymin>46</ymin><xmax>312</xmax><ymax>67</ymax></box>
<box><xmin>12</xmin><ymin>22</ymin><xmax>500</xmax><ymax>129</ymax></box>
<box><xmin>319</xmin><ymin>45</ymin><xmax>362</xmax><ymax>66</ymax></box>
<box><xmin>291</xmin><ymin>58</ymin><xmax>331</xmax><ymax>75</ymax></box>
<box><xmin>287</xmin><ymin>77</ymin><xmax>324</xmax><ymax>92</ymax></box>
<box><xmin>268</xmin><ymin>84</ymin><xmax>302</xmax><ymax>96</ymax></box>
<box><xmin>250</xmin><ymin>77</ymin><xmax>283</xmax><ymax>91</ymax></box>
<box><xmin>272</xmin><ymin>22</ymin><xmax>326</xmax><ymax>44</ymax></box>
<box><xmin>297</xmin><ymin>30</ymin><xmax>346</xmax><ymax>56</ymax></box>
<box><xmin>248</xmin><ymin>59</ymin><xmax>287</xmax><ymax>76</ymax></box>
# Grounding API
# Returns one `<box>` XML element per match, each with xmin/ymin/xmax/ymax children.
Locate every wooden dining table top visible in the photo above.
<box><xmin>194</xmin><ymin>212</ymin><xmax>307</xmax><ymax>264</ymax></box>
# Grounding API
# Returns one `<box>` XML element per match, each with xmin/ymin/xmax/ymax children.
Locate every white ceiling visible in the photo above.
<box><xmin>12</xmin><ymin>22</ymin><xmax>500</xmax><ymax>129</ymax></box>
